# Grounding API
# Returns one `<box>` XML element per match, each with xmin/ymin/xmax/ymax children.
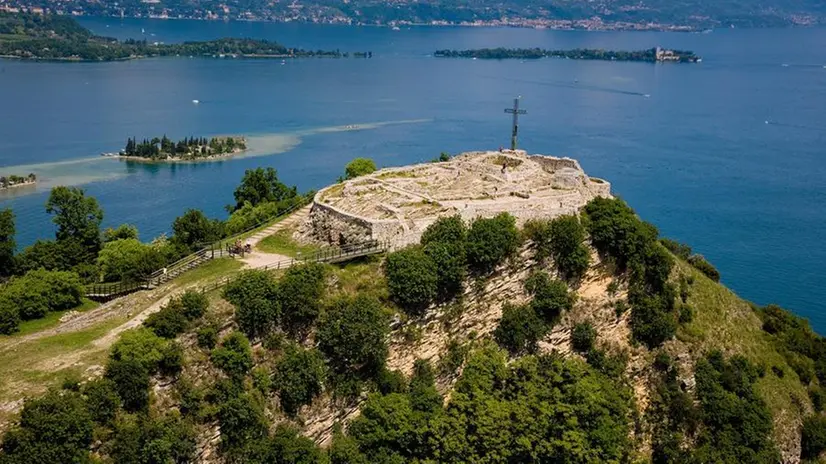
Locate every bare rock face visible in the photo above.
<box><xmin>299</xmin><ymin>150</ymin><xmax>611</xmax><ymax>247</ymax></box>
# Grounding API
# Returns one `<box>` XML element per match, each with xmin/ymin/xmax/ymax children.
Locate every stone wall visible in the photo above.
<box><xmin>528</xmin><ymin>155</ymin><xmax>582</xmax><ymax>173</ymax></box>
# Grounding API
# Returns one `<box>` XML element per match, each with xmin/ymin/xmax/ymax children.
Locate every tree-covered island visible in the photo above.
<box><xmin>434</xmin><ymin>47</ymin><xmax>701</xmax><ymax>63</ymax></box>
<box><xmin>0</xmin><ymin>12</ymin><xmax>373</xmax><ymax>61</ymax></box>
<box><xmin>0</xmin><ymin>173</ymin><xmax>36</xmax><ymax>190</ymax></box>
<box><xmin>112</xmin><ymin>136</ymin><xmax>247</xmax><ymax>161</ymax></box>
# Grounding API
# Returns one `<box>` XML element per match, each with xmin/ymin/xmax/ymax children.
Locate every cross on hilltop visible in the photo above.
<box><xmin>504</xmin><ymin>96</ymin><xmax>527</xmax><ymax>150</ymax></box>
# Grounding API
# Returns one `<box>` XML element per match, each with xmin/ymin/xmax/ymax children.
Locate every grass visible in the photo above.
<box><xmin>257</xmin><ymin>229</ymin><xmax>320</xmax><ymax>257</ymax></box>
<box><xmin>673</xmin><ymin>261</ymin><xmax>810</xmax><ymax>443</ymax></box>
<box><xmin>0</xmin><ymin>299</ymin><xmax>99</xmax><ymax>340</ymax></box>
<box><xmin>325</xmin><ymin>255</ymin><xmax>388</xmax><ymax>301</ymax></box>
<box><xmin>376</xmin><ymin>170</ymin><xmax>417</xmax><ymax>179</ymax></box>
<box><xmin>175</xmin><ymin>258</ymin><xmax>243</xmax><ymax>286</ymax></box>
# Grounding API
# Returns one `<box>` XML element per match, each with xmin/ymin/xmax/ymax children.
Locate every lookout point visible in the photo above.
<box><xmin>300</xmin><ymin>149</ymin><xmax>611</xmax><ymax>247</ymax></box>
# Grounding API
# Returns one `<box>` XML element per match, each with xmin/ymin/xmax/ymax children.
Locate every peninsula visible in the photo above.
<box><xmin>0</xmin><ymin>12</ymin><xmax>372</xmax><ymax>61</ymax></box>
<box><xmin>106</xmin><ymin>135</ymin><xmax>247</xmax><ymax>162</ymax></box>
<box><xmin>0</xmin><ymin>173</ymin><xmax>36</xmax><ymax>190</ymax></box>
<box><xmin>434</xmin><ymin>47</ymin><xmax>701</xmax><ymax>63</ymax></box>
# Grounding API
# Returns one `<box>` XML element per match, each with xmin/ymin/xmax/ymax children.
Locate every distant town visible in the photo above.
<box><xmin>1</xmin><ymin>0</ymin><xmax>822</xmax><ymax>30</ymax></box>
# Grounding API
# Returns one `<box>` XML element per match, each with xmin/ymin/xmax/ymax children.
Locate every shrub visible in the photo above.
<box><xmin>659</xmin><ymin>238</ymin><xmax>692</xmax><ymax>260</ymax></box>
<box><xmin>0</xmin><ymin>302</ymin><xmax>20</xmax><ymax>334</ymax></box>
<box><xmin>273</xmin><ymin>346</ymin><xmax>327</xmax><ymax>415</ymax></box>
<box><xmin>385</xmin><ymin>246</ymin><xmax>438</xmax><ymax>314</ymax></box>
<box><xmin>0</xmin><ymin>269</ymin><xmax>83</xmax><ymax>323</ymax></box>
<box><xmin>409</xmin><ymin>359</ymin><xmax>442</xmax><ymax>413</ymax></box>
<box><xmin>466</xmin><ymin>213</ymin><xmax>520</xmax><ymax>273</ymax></box>
<box><xmin>223</xmin><ymin>270</ymin><xmax>279</xmax><ymax>308</ymax></box>
<box><xmin>83</xmin><ymin>378</ymin><xmax>121</xmax><ymax>425</ymax></box>
<box><xmin>105</xmin><ymin>358</ymin><xmax>151</xmax><ymax>412</ymax></box>
<box><xmin>810</xmin><ymin>387</ymin><xmax>825</xmax><ymax>412</ymax></box>
<box><xmin>233</xmin><ymin>167</ymin><xmax>298</xmax><ymax>211</ymax></box>
<box><xmin>144</xmin><ymin>303</ymin><xmax>189</xmax><ymax>338</ymax></box>
<box><xmin>678</xmin><ymin>304</ymin><xmax>694</xmax><ymax>324</ymax></box>
<box><xmin>218</xmin><ymin>393</ymin><xmax>268</xmax><ymax>451</ymax></box>
<box><xmin>439</xmin><ymin>339</ymin><xmax>469</xmax><ymax>376</ymax></box>
<box><xmin>96</xmin><ymin>238</ymin><xmax>165</xmax><ymax>282</ymax></box>
<box><xmin>377</xmin><ymin>368</ymin><xmax>408</xmax><ymax>395</ymax></box>
<box><xmin>317</xmin><ymin>295</ymin><xmax>390</xmax><ymax>377</ymax></box>
<box><xmin>571</xmin><ymin>321</ymin><xmax>597</xmax><ymax>353</ymax></box>
<box><xmin>258</xmin><ymin>424</ymin><xmax>328</xmax><ymax>463</ymax></box>
<box><xmin>525</xmin><ymin>271</ymin><xmax>574</xmax><ymax>324</ymax></box>
<box><xmin>424</xmin><ymin>241</ymin><xmax>467</xmax><ymax>300</ymax></box>
<box><xmin>421</xmin><ymin>215</ymin><xmax>467</xmax><ymax>247</ymax></box>
<box><xmin>197</xmin><ymin>324</ymin><xmax>219</xmax><ymax>349</ymax></box>
<box><xmin>235</xmin><ymin>297</ymin><xmax>280</xmax><ymax>340</ymax></box>
<box><xmin>109</xmin><ymin>327</ymin><xmax>168</xmax><ymax>372</ymax></box>
<box><xmin>212</xmin><ymin>331</ymin><xmax>253</xmax><ymax>381</ymax></box>
<box><xmin>0</xmin><ymin>390</ymin><xmax>93</xmax><ymax>463</ymax></box>
<box><xmin>159</xmin><ymin>341</ymin><xmax>184</xmax><ymax>376</ymax></box>
<box><xmin>179</xmin><ymin>290</ymin><xmax>209</xmax><ymax>320</ymax></box>
<box><xmin>586</xmin><ymin>348</ymin><xmax>628</xmax><ymax>378</ymax></box>
<box><xmin>630</xmin><ymin>293</ymin><xmax>677</xmax><ymax>349</ymax></box>
<box><xmin>688</xmin><ymin>254</ymin><xmax>720</xmax><ymax>282</ymax></box>
<box><xmin>278</xmin><ymin>262</ymin><xmax>326</xmax><ymax>335</ymax></box>
<box><xmin>345</xmin><ymin>158</ymin><xmax>377</xmax><ymax>179</ymax></box>
<box><xmin>802</xmin><ymin>415</ymin><xmax>826</xmax><ymax>460</ymax></box>
<box><xmin>171</xmin><ymin>209</ymin><xmax>225</xmax><ymax>252</ymax></box>
<box><xmin>494</xmin><ymin>303</ymin><xmax>547</xmax><ymax>355</ymax></box>
<box><xmin>110</xmin><ymin>411</ymin><xmax>196</xmax><ymax>464</ymax></box>
<box><xmin>547</xmin><ymin>215</ymin><xmax>590</xmax><ymax>280</ymax></box>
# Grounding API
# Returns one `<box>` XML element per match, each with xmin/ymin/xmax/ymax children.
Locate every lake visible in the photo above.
<box><xmin>0</xmin><ymin>18</ymin><xmax>824</xmax><ymax>330</ymax></box>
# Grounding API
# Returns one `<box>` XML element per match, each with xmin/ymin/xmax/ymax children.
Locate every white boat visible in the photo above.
<box><xmin>192</xmin><ymin>99</ymin><xmax>200</xmax><ymax>104</ymax></box>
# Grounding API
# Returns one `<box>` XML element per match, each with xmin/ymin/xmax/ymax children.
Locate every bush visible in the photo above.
<box><xmin>810</xmin><ymin>387</ymin><xmax>825</xmax><ymax>413</ymax></box>
<box><xmin>586</xmin><ymin>348</ymin><xmax>628</xmax><ymax>378</ymax></box>
<box><xmin>421</xmin><ymin>215</ymin><xmax>467</xmax><ymax>247</ymax></box>
<box><xmin>659</xmin><ymin>238</ymin><xmax>692</xmax><ymax>260</ymax></box>
<box><xmin>466</xmin><ymin>213</ymin><xmax>520</xmax><ymax>273</ymax></box>
<box><xmin>802</xmin><ymin>415</ymin><xmax>826</xmax><ymax>460</ymax></box>
<box><xmin>688</xmin><ymin>254</ymin><xmax>720</xmax><ymax>282</ymax></box>
<box><xmin>83</xmin><ymin>378</ymin><xmax>121</xmax><ymax>425</ymax></box>
<box><xmin>159</xmin><ymin>341</ymin><xmax>184</xmax><ymax>376</ymax></box>
<box><xmin>110</xmin><ymin>411</ymin><xmax>196</xmax><ymax>464</ymax></box>
<box><xmin>225</xmin><ymin>196</ymin><xmax>305</xmax><ymax>235</ymax></box>
<box><xmin>109</xmin><ymin>327</ymin><xmax>168</xmax><ymax>372</ymax></box>
<box><xmin>630</xmin><ymin>293</ymin><xmax>677</xmax><ymax>349</ymax></box>
<box><xmin>0</xmin><ymin>269</ymin><xmax>83</xmax><ymax>325</ymax></box>
<box><xmin>179</xmin><ymin>290</ymin><xmax>209</xmax><ymax>320</ymax></box>
<box><xmin>171</xmin><ymin>209</ymin><xmax>225</xmax><ymax>252</ymax></box>
<box><xmin>525</xmin><ymin>271</ymin><xmax>574</xmax><ymax>324</ymax></box>
<box><xmin>233</xmin><ymin>167</ymin><xmax>298</xmax><ymax>211</ymax></box>
<box><xmin>144</xmin><ymin>303</ymin><xmax>189</xmax><ymax>338</ymax></box>
<box><xmin>317</xmin><ymin>295</ymin><xmax>390</xmax><ymax>377</ymax></box>
<box><xmin>235</xmin><ymin>297</ymin><xmax>280</xmax><ymax>340</ymax></box>
<box><xmin>678</xmin><ymin>304</ymin><xmax>694</xmax><ymax>324</ymax></box>
<box><xmin>377</xmin><ymin>368</ymin><xmax>407</xmax><ymax>395</ymax></box>
<box><xmin>424</xmin><ymin>241</ymin><xmax>467</xmax><ymax>300</ymax></box>
<box><xmin>571</xmin><ymin>321</ymin><xmax>597</xmax><ymax>353</ymax></box>
<box><xmin>218</xmin><ymin>393</ymin><xmax>268</xmax><ymax>451</ymax></box>
<box><xmin>0</xmin><ymin>390</ymin><xmax>93</xmax><ymax>463</ymax></box>
<box><xmin>278</xmin><ymin>263</ymin><xmax>326</xmax><ymax>335</ymax></box>
<box><xmin>385</xmin><ymin>246</ymin><xmax>438</xmax><ymax>314</ymax></box>
<box><xmin>547</xmin><ymin>215</ymin><xmax>590</xmax><ymax>280</ymax></box>
<box><xmin>197</xmin><ymin>324</ymin><xmax>219</xmax><ymax>349</ymax></box>
<box><xmin>0</xmin><ymin>302</ymin><xmax>20</xmax><ymax>335</ymax></box>
<box><xmin>105</xmin><ymin>358</ymin><xmax>151</xmax><ymax>412</ymax></box>
<box><xmin>439</xmin><ymin>339</ymin><xmax>469</xmax><ymax>376</ymax></box>
<box><xmin>212</xmin><ymin>331</ymin><xmax>253</xmax><ymax>381</ymax></box>
<box><xmin>345</xmin><ymin>158</ymin><xmax>377</xmax><ymax>179</ymax></box>
<box><xmin>223</xmin><ymin>270</ymin><xmax>279</xmax><ymax>308</ymax></box>
<box><xmin>272</xmin><ymin>346</ymin><xmax>327</xmax><ymax>415</ymax></box>
<box><xmin>494</xmin><ymin>303</ymin><xmax>547</xmax><ymax>355</ymax></box>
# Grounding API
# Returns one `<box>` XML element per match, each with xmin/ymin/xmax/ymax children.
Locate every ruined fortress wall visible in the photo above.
<box><xmin>528</xmin><ymin>155</ymin><xmax>582</xmax><ymax>173</ymax></box>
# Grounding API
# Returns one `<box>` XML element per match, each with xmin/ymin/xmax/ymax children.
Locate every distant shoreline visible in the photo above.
<box><xmin>104</xmin><ymin>148</ymin><xmax>248</xmax><ymax>164</ymax></box>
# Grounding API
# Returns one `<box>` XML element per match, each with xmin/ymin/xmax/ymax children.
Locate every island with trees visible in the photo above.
<box><xmin>108</xmin><ymin>135</ymin><xmax>248</xmax><ymax>162</ymax></box>
<box><xmin>0</xmin><ymin>173</ymin><xmax>36</xmax><ymax>190</ymax></box>
<box><xmin>0</xmin><ymin>12</ymin><xmax>373</xmax><ymax>61</ymax></box>
<box><xmin>434</xmin><ymin>47</ymin><xmax>701</xmax><ymax>63</ymax></box>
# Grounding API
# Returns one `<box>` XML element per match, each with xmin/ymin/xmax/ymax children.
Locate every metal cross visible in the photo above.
<box><xmin>504</xmin><ymin>96</ymin><xmax>527</xmax><ymax>150</ymax></box>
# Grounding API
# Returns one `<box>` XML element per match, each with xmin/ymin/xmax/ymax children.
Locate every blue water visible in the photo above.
<box><xmin>0</xmin><ymin>19</ymin><xmax>824</xmax><ymax>330</ymax></box>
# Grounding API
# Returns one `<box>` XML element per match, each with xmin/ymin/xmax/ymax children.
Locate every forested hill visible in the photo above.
<box><xmin>0</xmin><ymin>12</ymin><xmax>366</xmax><ymax>61</ymax></box>
<box><xmin>5</xmin><ymin>0</ymin><xmax>825</xmax><ymax>28</ymax></box>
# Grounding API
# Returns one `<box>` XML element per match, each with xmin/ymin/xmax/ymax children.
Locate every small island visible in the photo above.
<box><xmin>0</xmin><ymin>173</ymin><xmax>36</xmax><ymax>190</ymax></box>
<box><xmin>0</xmin><ymin>12</ymin><xmax>373</xmax><ymax>62</ymax></box>
<box><xmin>106</xmin><ymin>136</ymin><xmax>247</xmax><ymax>162</ymax></box>
<box><xmin>434</xmin><ymin>47</ymin><xmax>701</xmax><ymax>63</ymax></box>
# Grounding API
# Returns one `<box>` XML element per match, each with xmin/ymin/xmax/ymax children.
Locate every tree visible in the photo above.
<box><xmin>212</xmin><ymin>331</ymin><xmax>253</xmax><ymax>381</ymax></box>
<box><xmin>233</xmin><ymin>167</ymin><xmax>297</xmax><ymax>211</ymax></box>
<box><xmin>385</xmin><ymin>246</ymin><xmax>438</xmax><ymax>314</ymax></box>
<box><xmin>409</xmin><ymin>359</ymin><xmax>442</xmax><ymax>413</ymax></box>
<box><xmin>421</xmin><ymin>215</ymin><xmax>467</xmax><ymax>247</ymax></box>
<box><xmin>236</xmin><ymin>297</ymin><xmax>280</xmax><ymax>341</ymax></box>
<box><xmin>45</xmin><ymin>186</ymin><xmax>103</xmax><ymax>254</ymax></box>
<box><xmin>0</xmin><ymin>209</ymin><xmax>15</xmax><ymax>277</ymax></box>
<box><xmin>525</xmin><ymin>271</ymin><xmax>574</xmax><ymax>324</ymax></box>
<box><xmin>688</xmin><ymin>254</ymin><xmax>720</xmax><ymax>282</ymax></box>
<box><xmin>0</xmin><ymin>269</ymin><xmax>83</xmax><ymax>328</ymax></box>
<box><xmin>171</xmin><ymin>209</ymin><xmax>224</xmax><ymax>252</ymax></box>
<box><xmin>0</xmin><ymin>389</ymin><xmax>93</xmax><ymax>463</ymax></box>
<box><xmin>571</xmin><ymin>321</ymin><xmax>597</xmax><ymax>353</ymax></box>
<box><xmin>103</xmin><ymin>224</ymin><xmax>139</xmax><ymax>242</ymax></box>
<box><xmin>223</xmin><ymin>270</ymin><xmax>279</xmax><ymax>308</ymax></box>
<box><xmin>272</xmin><ymin>345</ymin><xmax>327</xmax><ymax>415</ymax></box>
<box><xmin>218</xmin><ymin>393</ymin><xmax>268</xmax><ymax>452</ymax></box>
<box><xmin>317</xmin><ymin>295</ymin><xmax>390</xmax><ymax>377</ymax></box>
<box><xmin>330</xmin><ymin>425</ymin><xmax>369</xmax><ymax>464</ymax></box>
<box><xmin>278</xmin><ymin>263</ymin><xmax>326</xmax><ymax>335</ymax></box>
<box><xmin>257</xmin><ymin>424</ymin><xmax>328</xmax><ymax>464</ymax></box>
<box><xmin>548</xmin><ymin>215</ymin><xmax>590</xmax><ymax>280</ymax></box>
<box><xmin>110</xmin><ymin>412</ymin><xmax>196</xmax><ymax>464</ymax></box>
<box><xmin>630</xmin><ymin>293</ymin><xmax>677</xmax><ymax>349</ymax></box>
<box><xmin>494</xmin><ymin>303</ymin><xmax>546</xmax><ymax>355</ymax></box>
<box><xmin>421</xmin><ymin>215</ymin><xmax>468</xmax><ymax>299</ymax></box>
<box><xmin>466</xmin><ymin>213</ymin><xmax>520</xmax><ymax>273</ymax></box>
<box><xmin>96</xmin><ymin>238</ymin><xmax>164</xmax><ymax>282</ymax></box>
<box><xmin>345</xmin><ymin>158</ymin><xmax>377</xmax><ymax>179</ymax></box>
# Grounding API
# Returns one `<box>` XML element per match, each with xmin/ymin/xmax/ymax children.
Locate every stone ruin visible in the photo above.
<box><xmin>298</xmin><ymin>150</ymin><xmax>611</xmax><ymax>247</ymax></box>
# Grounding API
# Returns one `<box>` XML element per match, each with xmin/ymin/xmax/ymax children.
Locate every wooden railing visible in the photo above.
<box><xmin>85</xmin><ymin>280</ymin><xmax>151</xmax><ymax>300</ymax></box>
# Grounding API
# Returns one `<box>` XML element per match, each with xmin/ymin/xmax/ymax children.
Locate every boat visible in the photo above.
<box><xmin>392</xmin><ymin>26</ymin><xmax>401</xmax><ymax>31</ymax></box>
<box><xmin>192</xmin><ymin>99</ymin><xmax>200</xmax><ymax>104</ymax></box>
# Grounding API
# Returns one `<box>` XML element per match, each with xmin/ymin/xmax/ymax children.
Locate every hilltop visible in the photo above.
<box><xmin>0</xmin><ymin>151</ymin><xmax>825</xmax><ymax>463</ymax></box>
